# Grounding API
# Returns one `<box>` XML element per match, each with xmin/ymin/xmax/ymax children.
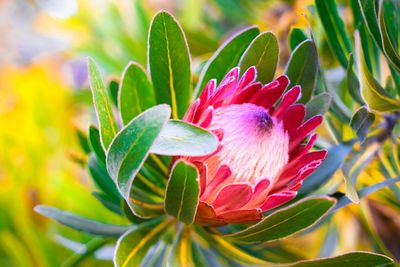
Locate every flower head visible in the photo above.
<box><xmin>183</xmin><ymin>67</ymin><xmax>327</xmax><ymax>225</ymax></box>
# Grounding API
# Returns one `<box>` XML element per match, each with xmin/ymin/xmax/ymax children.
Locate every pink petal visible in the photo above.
<box><xmin>281</xmin><ymin>104</ymin><xmax>305</xmax><ymax>133</ymax></box>
<box><xmin>217</xmin><ymin>208</ymin><xmax>263</xmax><ymax>224</ymax></box>
<box><xmin>273</xmin><ymin>86</ymin><xmax>301</xmax><ymax>118</ymax></box>
<box><xmin>183</xmin><ymin>99</ymin><xmax>200</xmax><ymax>123</ymax></box>
<box><xmin>250</xmin><ymin>76</ymin><xmax>288</xmax><ymax>109</ymax></box>
<box><xmin>229</xmin><ymin>82</ymin><xmax>262</xmax><ymax>104</ymax></box>
<box><xmin>195</xmin><ymin>201</ymin><xmax>225</xmax><ymax>226</ymax></box>
<box><xmin>198</xmin><ymin>107</ymin><xmax>213</xmax><ymax>128</ymax></box>
<box><xmin>237</xmin><ymin>66</ymin><xmax>257</xmax><ymax>89</ymax></box>
<box><xmin>289</xmin><ymin>115</ymin><xmax>323</xmax><ymax>151</ymax></box>
<box><xmin>220</xmin><ymin>67</ymin><xmax>240</xmax><ymax>86</ymax></box>
<box><xmin>213</xmin><ymin>183</ymin><xmax>252</xmax><ymax>211</ymax></box>
<box><xmin>261</xmin><ymin>191</ymin><xmax>297</xmax><ymax>211</ymax></box>
<box><xmin>244</xmin><ymin>178</ymin><xmax>271</xmax><ymax>208</ymax></box>
<box><xmin>201</xmin><ymin>165</ymin><xmax>232</xmax><ymax>199</ymax></box>
<box><xmin>290</xmin><ymin>133</ymin><xmax>318</xmax><ymax>160</ymax></box>
<box><xmin>199</xmin><ymin>79</ymin><xmax>216</xmax><ymax>106</ymax></box>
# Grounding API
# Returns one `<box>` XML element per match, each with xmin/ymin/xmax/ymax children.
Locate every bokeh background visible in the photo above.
<box><xmin>1</xmin><ymin>0</ymin><xmax>399</xmax><ymax>266</ymax></box>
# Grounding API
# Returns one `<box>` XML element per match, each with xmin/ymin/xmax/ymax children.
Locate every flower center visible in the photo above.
<box><xmin>207</xmin><ymin>103</ymin><xmax>289</xmax><ymax>185</ymax></box>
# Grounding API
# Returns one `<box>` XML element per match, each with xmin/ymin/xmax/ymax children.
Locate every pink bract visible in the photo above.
<box><xmin>182</xmin><ymin>66</ymin><xmax>327</xmax><ymax>225</ymax></box>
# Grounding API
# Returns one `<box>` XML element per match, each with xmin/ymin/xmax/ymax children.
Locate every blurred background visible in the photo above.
<box><xmin>1</xmin><ymin>0</ymin><xmax>399</xmax><ymax>266</ymax></box>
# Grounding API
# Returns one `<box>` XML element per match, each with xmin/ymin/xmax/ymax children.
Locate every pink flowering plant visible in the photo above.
<box><xmin>35</xmin><ymin>8</ymin><xmax>400</xmax><ymax>267</ymax></box>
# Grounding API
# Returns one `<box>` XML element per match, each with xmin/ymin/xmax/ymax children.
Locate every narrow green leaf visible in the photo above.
<box><xmin>300</xmin><ymin>142</ymin><xmax>354</xmax><ymax>195</ymax></box>
<box><xmin>88</xmin><ymin>126</ymin><xmax>106</xmax><ymax>165</ymax></box>
<box><xmin>119</xmin><ymin>62</ymin><xmax>156</xmax><ymax>125</ymax></box>
<box><xmin>76</xmin><ymin>129</ymin><xmax>91</xmax><ymax>154</ymax></box>
<box><xmin>284</xmin><ymin>251</ymin><xmax>392</xmax><ymax>267</ymax></box>
<box><xmin>289</xmin><ymin>28</ymin><xmax>307</xmax><ymax>51</ymax></box>
<box><xmin>92</xmin><ymin>192</ymin><xmax>123</xmax><ymax>215</ymax></box>
<box><xmin>88</xmin><ymin>154</ymin><xmax>121</xmax><ymax>202</ymax></box>
<box><xmin>226</xmin><ymin>197</ymin><xmax>335</xmax><ymax>243</ymax></box>
<box><xmin>114</xmin><ymin>218</ymin><xmax>172</xmax><ymax>267</ymax></box>
<box><xmin>379</xmin><ymin>0</ymin><xmax>400</xmax><ymax>72</ymax></box>
<box><xmin>358</xmin><ymin>0</ymin><xmax>383</xmax><ymax>50</ymax></box>
<box><xmin>165</xmin><ymin>160</ymin><xmax>200</xmax><ymax>224</ymax></box>
<box><xmin>34</xmin><ymin>205</ymin><xmax>128</xmax><ymax>237</ymax></box>
<box><xmin>350</xmin><ymin>106</ymin><xmax>375</xmax><ymax>144</ymax></box>
<box><xmin>61</xmin><ymin>238</ymin><xmax>107</xmax><ymax>267</ymax></box>
<box><xmin>346</xmin><ymin>54</ymin><xmax>364</xmax><ymax>104</ymax></box>
<box><xmin>194</xmin><ymin>26</ymin><xmax>260</xmax><ymax>97</ymax></box>
<box><xmin>167</xmin><ymin>225</ymin><xmax>194</xmax><ymax>267</ymax></box>
<box><xmin>148</xmin><ymin>11</ymin><xmax>191</xmax><ymax>119</ymax></box>
<box><xmin>106</xmin><ymin>105</ymin><xmax>171</xmax><ymax>197</ymax></box>
<box><xmin>151</xmin><ymin>120</ymin><xmax>218</xmax><ymax>156</ymax></box>
<box><xmin>334</xmin><ymin>177</ymin><xmax>400</xmax><ymax>211</ymax></box>
<box><xmin>315</xmin><ymin>0</ymin><xmax>352</xmax><ymax>68</ymax></box>
<box><xmin>87</xmin><ymin>57</ymin><xmax>118</xmax><ymax>150</ymax></box>
<box><xmin>305</xmin><ymin>93</ymin><xmax>332</xmax><ymax>121</ymax></box>
<box><xmin>356</xmin><ymin>33</ymin><xmax>400</xmax><ymax>112</ymax></box>
<box><xmin>284</xmin><ymin>40</ymin><xmax>318</xmax><ymax>103</ymax></box>
<box><xmin>239</xmin><ymin>32</ymin><xmax>279</xmax><ymax>84</ymax></box>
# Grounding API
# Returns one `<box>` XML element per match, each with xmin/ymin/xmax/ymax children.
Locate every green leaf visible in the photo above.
<box><xmin>194</xmin><ymin>26</ymin><xmax>260</xmax><ymax>97</ymax></box>
<box><xmin>300</xmin><ymin>142</ymin><xmax>354</xmax><ymax>195</ymax></box>
<box><xmin>108</xmin><ymin>78</ymin><xmax>119</xmax><ymax>107</ymax></box>
<box><xmin>92</xmin><ymin>192</ymin><xmax>123</xmax><ymax>215</ymax></box>
<box><xmin>284</xmin><ymin>251</ymin><xmax>392</xmax><ymax>267</ymax></box>
<box><xmin>346</xmin><ymin>54</ymin><xmax>364</xmax><ymax>104</ymax></box>
<box><xmin>61</xmin><ymin>238</ymin><xmax>108</xmax><ymax>267</ymax></box>
<box><xmin>165</xmin><ymin>160</ymin><xmax>200</xmax><ymax>224</ymax></box>
<box><xmin>106</xmin><ymin>105</ymin><xmax>171</xmax><ymax>197</ymax></box>
<box><xmin>118</xmin><ymin>62</ymin><xmax>156</xmax><ymax>125</ymax></box>
<box><xmin>356</xmin><ymin>32</ymin><xmax>400</xmax><ymax>112</ymax></box>
<box><xmin>226</xmin><ymin>197</ymin><xmax>335</xmax><ymax>243</ymax></box>
<box><xmin>87</xmin><ymin>57</ymin><xmax>118</xmax><ymax>150</ymax></box>
<box><xmin>334</xmin><ymin>177</ymin><xmax>400</xmax><ymax>211</ymax></box>
<box><xmin>289</xmin><ymin>27</ymin><xmax>307</xmax><ymax>51</ymax></box>
<box><xmin>379</xmin><ymin>0</ymin><xmax>400</xmax><ymax>72</ymax></box>
<box><xmin>34</xmin><ymin>205</ymin><xmax>128</xmax><ymax>237</ymax></box>
<box><xmin>284</xmin><ymin>40</ymin><xmax>318</xmax><ymax>103</ymax></box>
<box><xmin>239</xmin><ymin>32</ymin><xmax>279</xmax><ymax>84</ymax></box>
<box><xmin>151</xmin><ymin>120</ymin><xmax>218</xmax><ymax>156</ymax></box>
<box><xmin>148</xmin><ymin>11</ymin><xmax>191</xmax><ymax>119</ymax></box>
<box><xmin>114</xmin><ymin>218</ymin><xmax>172</xmax><ymax>267</ymax></box>
<box><xmin>358</xmin><ymin>0</ymin><xmax>383</xmax><ymax>50</ymax></box>
<box><xmin>88</xmin><ymin>126</ymin><xmax>106</xmax><ymax>165</ymax></box>
<box><xmin>305</xmin><ymin>93</ymin><xmax>332</xmax><ymax>121</ymax></box>
<box><xmin>166</xmin><ymin>225</ymin><xmax>195</xmax><ymax>267</ymax></box>
<box><xmin>76</xmin><ymin>129</ymin><xmax>91</xmax><ymax>154</ymax></box>
<box><xmin>87</xmin><ymin>154</ymin><xmax>121</xmax><ymax>202</ymax></box>
<box><xmin>315</xmin><ymin>0</ymin><xmax>352</xmax><ymax>68</ymax></box>
<box><xmin>350</xmin><ymin>106</ymin><xmax>375</xmax><ymax>144</ymax></box>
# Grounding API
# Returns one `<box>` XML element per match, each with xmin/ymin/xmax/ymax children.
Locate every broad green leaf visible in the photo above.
<box><xmin>148</xmin><ymin>11</ymin><xmax>191</xmax><ymax>119</ymax></box>
<box><xmin>108</xmin><ymin>78</ymin><xmax>119</xmax><ymax>107</ymax></box>
<box><xmin>284</xmin><ymin>40</ymin><xmax>318</xmax><ymax>103</ymax></box>
<box><xmin>300</xmin><ymin>141</ymin><xmax>355</xmax><ymax>195</ymax></box>
<box><xmin>87</xmin><ymin>57</ymin><xmax>118</xmax><ymax>150</ymax></box>
<box><xmin>346</xmin><ymin>54</ymin><xmax>364</xmax><ymax>104</ymax></box>
<box><xmin>358</xmin><ymin>0</ymin><xmax>383</xmax><ymax>50</ymax></box>
<box><xmin>106</xmin><ymin>105</ymin><xmax>171</xmax><ymax>197</ymax></box>
<box><xmin>165</xmin><ymin>160</ymin><xmax>200</xmax><ymax>224</ymax></box>
<box><xmin>315</xmin><ymin>0</ymin><xmax>352</xmax><ymax>68</ymax></box>
<box><xmin>305</xmin><ymin>93</ymin><xmax>332</xmax><ymax>121</ymax></box>
<box><xmin>284</xmin><ymin>251</ymin><xmax>392</xmax><ymax>267</ymax></box>
<box><xmin>356</xmin><ymin>33</ymin><xmax>400</xmax><ymax>112</ymax></box>
<box><xmin>226</xmin><ymin>197</ymin><xmax>335</xmax><ymax>243</ymax></box>
<box><xmin>151</xmin><ymin>120</ymin><xmax>218</xmax><ymax>156</ymax></box>
<box><xmin>88</xmin><ymin>154</ymin><xmax>121</xmax><ymax>202</ymax></box>
<box><xmin>194</xmin><ymin>26</ymin><xmax>260</xmax><ymax>97</ymax></box>
<box><xmin>119</xmin><ymin>62</ymin><xmax>155</xmax><ymax>125</ymax></box>
<box><xmin>114</xmin><ymin>218</ymin><xmax>172</xmax><ymax>267</ymax></box>
<box><xmin>379</xmin><ymin>0</ymin><xmax>400</xmax><ymax>72</ymax></box>
<box><xmin>88</xmin><ymin>126</ymin><xmax>106</xmax><ymax>165</ymax></box>
<box><xmin>34</xmin><ymin>205</ymin><xmax>128</xmax><ymax>237</ymax></box>
<box><xmin>239</xmin><ymin>32</ymin><xmax>279</xmax><ymax>84</ymax></box>
<box><xmin>350</xmin><ymin>106</ymin><xmax>375</xmax><ymax>144</ymax></box>
<box><xmin>334</xmin><ymin>177</ymin><xmax>400</xmax><ymax>212</ymax></box>
<box><xmin>289</xmin><ymin>28</ymin><xmax>307</xmax><ymax>51</ymax></box>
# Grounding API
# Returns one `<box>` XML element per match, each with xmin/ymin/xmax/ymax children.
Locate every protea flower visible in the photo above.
<box><xmin>182</xmin><ymin>67</ymin><xmax>327</xmax><ymax>225</ymax></box>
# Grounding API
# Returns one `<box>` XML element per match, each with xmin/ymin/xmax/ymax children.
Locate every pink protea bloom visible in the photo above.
<box><xmin>183</xmin><ymin>66</ymin><xmax>327</xmax><ymax>226</ymax></box>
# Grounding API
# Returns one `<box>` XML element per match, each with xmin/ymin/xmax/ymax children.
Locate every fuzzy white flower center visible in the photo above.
<box><xmin>208</xmin><ymin>103</ymin><xmax>289</xmax><ymax>185</ymax></box>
